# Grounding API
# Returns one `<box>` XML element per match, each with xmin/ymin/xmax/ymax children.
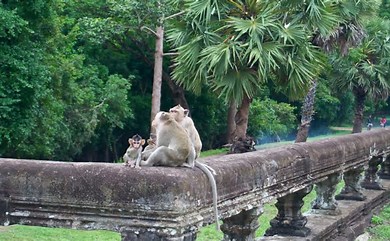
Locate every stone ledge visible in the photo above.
<box><xmin>1</xmin><ymin>130</ymin><xmax>390</xmax><ymax>237</ymax></box>
<box><xmin>258</xmin><ymin>179</ymin><xmax>390</xmax><ymax>241</ymax></box>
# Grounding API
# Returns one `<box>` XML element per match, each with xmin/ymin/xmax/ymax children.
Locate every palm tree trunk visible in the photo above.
<box><xmin>352</xmin><ymin>87</ymin><xmax>366</xmax><ymax>134</ymax></box>
<box><xmin>229</xmin><ymin>95</ymin><xmax>253</xmax><ymax>153</ymax></box>
<box><xmin>234</xmin><ymin>95</ymin><xmax>251</xmax><ymax>139</ymax></box>
<box><xmin>226</xmin><ymin>101</ymin><xmax>237</xmax><ymax>144</ymax></box>
<box><xmin>295</xmin><ymin>80</ymin><xmax>318</xmax><ymax>143</ymax></box>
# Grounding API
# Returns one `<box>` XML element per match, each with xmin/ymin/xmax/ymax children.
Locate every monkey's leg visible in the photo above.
<box><xmin>143</xmin><ymin>146</ymin><xmax>185</xmax><ymax>167</ymax></box>
<box><xmin>185</xmin><ymin>146</ymin><xmax>196</xmax><ymax>168</ymax></box>
<box><xmin>195</xmin><ymin>161</ymin><xmax>220</xmax><ymax>231</ymax></box>
<box><xmin>123</xmin><ymin>154</ymin><xmax>130</xmax><ymax>166</ymax></box>
<box><xmin>141</xmin><ymin>147</ymin><xmax>157</xmax><ymax>161</ymax></box>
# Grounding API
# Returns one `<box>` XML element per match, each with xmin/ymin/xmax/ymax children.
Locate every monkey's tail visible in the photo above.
<box><xmin>195</xmin><ymin>161</ymin><xmax>220</xmax><ymax>231</ymax></box>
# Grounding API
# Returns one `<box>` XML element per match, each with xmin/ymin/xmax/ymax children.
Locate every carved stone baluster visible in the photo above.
<box><xmin>311</xmin><ymin>172</ymin><xmax>342</xmax><ymax>215</ymax></box>
<box><xmin>378</xmin><ymin>154</ymin><xmax>390</xmax><ymax>179</ymax></box>
<box><xmin>264</xmin><ymin>185</ymin><xmax>313</xmax><ymax>237</ymax></box>
<box><xmin>0</xmin><ymin>199</ymin><xmax>10</xmax><ymax>226</ymax></box>
<box><xmin>221</xmin><ymin>207</ymin><xmax>262</xmax><ymax>241</ymax></box>
<box><xmin>362</xmin><ymin>154</ymin><xmax>384</xmax><ymax>190</ymax></box>
<box><xmin>335</xmin><ymin>167</ymin><xmax>366</xmax><ymax>201</ymax></box>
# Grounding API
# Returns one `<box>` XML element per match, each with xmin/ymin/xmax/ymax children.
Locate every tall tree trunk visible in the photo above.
<box><xmin>234</xmin><ymin>95</ymin><xmax>251</xmax><ymax>139</ymax></box>
<box><xmin>162</xmin><ymin>71</ymin><xmax>189</xmax><ymax>109</ymax></box>
<box><xmin>226</xmin><ymin>101</ymin><xmax>237</xmax><ymax>144</ymax></box>
<box><xmin>151</xmin><ymin>26</ymin><xmax>164</xmax><ymax>126</ymax></box>
<box><xmin>229</xmin><ymin>95</ymin><xmax>254</xmax><ymax>153</ymax></box>
<box><xmin>295</xmin><ymin>80</ymin><xmax>318</xmax><ymax>143</ymax></box>
<box><xmin>352</xmin><ymin>87</ymin><xmax>366</xmax><ymax>134</ymax></box>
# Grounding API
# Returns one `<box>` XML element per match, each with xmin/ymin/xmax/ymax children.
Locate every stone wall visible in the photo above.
<box><xmin>1</xmin><ymin>129</ymin><xmax>390</xmax><ymax>240</ymax></box>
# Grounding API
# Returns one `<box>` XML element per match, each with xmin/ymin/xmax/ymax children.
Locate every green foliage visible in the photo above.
<box><xmin>168</xmin><ymin>0</ymin><xmax>330</xmax><ymax>104</ymax></box>
<box><xmin>314</xmin><ymin>81</ymin><xmax>341</xmax><ymax>124</ymax></box>
<box><xmin>248</xmin><ymin>98</ymin><xmax>297</xmax><ymax>139</ymax></box>
<box><xmin>0</xmin><ymin>1</ymin><xmax>133</xmax><ymax>160</ymax></box>
<box><xmin>369</xmin><ymin>204</ymin><xmax>390</xmax><ymax>240</ymax></box>
<box><xmin>184</xmin><ymin>89</ymin><xmax>229</xmax><ymax>149</ymax></box>
<box><xmin>1</xmin><ymin>0</ymin><xmax>387</xmax><ymax>160</ymax></box>
<box><xmin>379</xmin><ymin>0</ymin><xmax>390</xmax><ymax>19</ymax></box>
<box><xmin>196</xmin><ymin>224</ymin><xmax>223</xmax><ymax>241</ymax></box>
<box><xmin>330</xmin><ymin>16</ymin><xmax>390</xmax><ymax>102</ymax></box>
<box><xmin>332</xmin><ymin>91</ymin><xmax>355</xmax><ymax>125</ymax></box>
<box><xmin>372</xmin><ymin>215</ymin><xmax>384</xmax><ymax>225</ymax></box>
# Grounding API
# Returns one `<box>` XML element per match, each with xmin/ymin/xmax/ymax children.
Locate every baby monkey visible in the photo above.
<box><xmin>123</xmin><ymin>134</ymin><xmax>145</xmax><ymax>168</ymax></box>
<box><xmin>143</xmin><ymin>133</ymin><xmax>157</xmax><ymax>152</ymax></box>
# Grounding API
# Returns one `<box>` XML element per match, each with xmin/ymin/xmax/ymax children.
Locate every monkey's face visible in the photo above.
<box><xmin>169</xmin><ymin>105</ymin><xmax>186</xmax><ymax>121</ymax></box>
<box><xmin>152</xmin><ymin>112</ymin><xmax>170</xmax><ymax>129</ymax></box>
<box><xmin>147</xmin><ymin>138</ymin><xmax>156</xmax><ymax>145</ymax></box>
<box><xmin>131</xmin><ymin>140</ymin><xmax>142</xmax><ymax>149</ymax></box>
<box><xmin>129</xmin><ymin>135</ymin><xmax>145</xmax><ymax>149</ymax></box>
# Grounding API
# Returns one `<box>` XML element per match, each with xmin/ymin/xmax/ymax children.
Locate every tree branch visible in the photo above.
<box><xmin>164</xmin><ymin>11</ymin><xmax>186</xmax><ymax>20</ymax></box>
<box><xmin>163</xmin><ymin>52</ymin><xmax>178</xmax><ymax>56</ymax></box>
<box><xmin>140</xmin><ymin>26</ymin><xmax>158</xmax><ymax>37</ymax></box>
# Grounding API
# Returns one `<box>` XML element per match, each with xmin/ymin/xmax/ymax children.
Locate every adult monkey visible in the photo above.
<box><xmin>169</xmin><ymin>105</ymin><xmax>216</xmax><ymax>175</ymax></box>
<box><xmin>140</xmin><ymin>111</ymin><xmax>195</xmax><ymax>167</ymax></box>
<box><xmin>169</xmin><ymin>104</ymin><xmax>202</xmax><ymax>161</ymax></box>
<box><xmin>140</xmin><ymin>111</ymin><xmax>220</xmax><ymax>230</ymax></box>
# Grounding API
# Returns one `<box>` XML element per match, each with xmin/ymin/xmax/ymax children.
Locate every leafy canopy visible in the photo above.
<box><xmin>167</xmin><ymin>0</ymin><xmax>354</xmax><ymax>103</ymax></box>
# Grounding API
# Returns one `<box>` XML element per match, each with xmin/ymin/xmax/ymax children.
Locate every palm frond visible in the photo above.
<box><xmin>211</xmin><ymin>67</ymin><xmax>261</xmax><ymax>104</ymax></box>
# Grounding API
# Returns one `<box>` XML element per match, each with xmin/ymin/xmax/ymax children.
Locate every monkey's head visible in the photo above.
<box><xmin>147</xmin><ymin>133</ymin><xmax>157</xmax><ymax>145</ymax></box>
<box><xmin>169</xmin><ymin>104</ymin><xmax>189</xmax><ymax>122</ymax></box>
<box><xmin>152</xmin><ymin>111</ymin><xmax>175</xmax><ymax>129</ymax></box>
<box><xmin>128</xmin><ymin>134</ymin><xmax>145</xmax><ymax>149</ymax></box>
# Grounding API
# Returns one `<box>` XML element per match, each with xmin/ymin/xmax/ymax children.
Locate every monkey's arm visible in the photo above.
<box><xmin>123</xmin><ymin>153</ymin><xmax>130</xmax><ymax>166</ymax></box>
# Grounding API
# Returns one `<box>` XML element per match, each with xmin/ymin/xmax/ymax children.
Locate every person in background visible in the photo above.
<box><xmin>380</xmin><ymin>116</ymin><xmax>387</xmax><ymax>128</ymax></box>
<box><xmin>367</xmin><ymin>115</ymin><xmax>373</xmax><ymax>130</ymax></box>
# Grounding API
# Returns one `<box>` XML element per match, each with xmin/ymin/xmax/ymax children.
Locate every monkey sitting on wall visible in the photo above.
<box><xmin>140</xmin><ymin>133</ymin><xmax>157</xmax><ymax>161</ymax></box>
<box><xmin>123</xmin><ymin>134</ymin><xmax>145</xmax><ymax>168</ymax></box>
<box><xmin>169</xmin><ymin>104</ymin><xmax>202</xmax><ymax>163</ymax></box>
<box><xmin>140</xmin><ymin>111</ymin><xmax>195</xmax><ymax>167</ymax></box>
<box><xmin>144</xmin><ymin>133</ymin><xmax>157</xmax><ymax>152</ymax></box>
<box><xmin>169</xmin><ymin>105</ymin><xmax>216</xmax><ymax>174</ymax></box>
<box><xmin>141</xmin><ymin>109</ymin><xmax>220</xmax><ymax>230</ymax></box>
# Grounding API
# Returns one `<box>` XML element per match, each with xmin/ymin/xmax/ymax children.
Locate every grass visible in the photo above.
<box><xmin>0</xmin><ymin>129</ymin><xmax>387</xmax><ymax>241</ymax></box>
<box><xmin>368</xmin><ymin>204</ymin><xmax>390</xmax><ymax>241</ymax></box>
<box><xmin>0</xmin><ymin>225</ymin><xmax>120</xmax><ymax>241</ymax></box>
<box><xmin>199</xmin><ymin>147</ymin><xmax>229</xmax><ymax>158</ymax></box>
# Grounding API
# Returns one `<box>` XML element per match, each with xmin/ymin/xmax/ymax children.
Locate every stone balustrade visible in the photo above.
<box><xmin>1</xmin><ymin>129</ymin><xmax>390</xmax><ymax>240</ymax></box>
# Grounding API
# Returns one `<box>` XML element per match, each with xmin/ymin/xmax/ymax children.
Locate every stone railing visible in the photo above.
<box><xmin>1</xmin><ymin>129</ymin><xmax>390</xmax><ymax>241</ymax></box>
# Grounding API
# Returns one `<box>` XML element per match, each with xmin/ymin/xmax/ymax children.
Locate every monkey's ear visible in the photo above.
<box><xmin>184</xmin><ymin>109</ymin><xmax>189</xmax><ymax>116</ymax></box>
<box><xmin>128</xmin><ymin>138</ymin><xmax>133</xmax><ymax>144</ymax></box>
<box><xmin>141</xmin><ymin>139</ymin><xmax>146</xmax><ymax>145</ymax></box>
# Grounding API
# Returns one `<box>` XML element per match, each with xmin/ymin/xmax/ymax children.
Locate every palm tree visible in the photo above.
<box><xmin>293</xmin><ymin>0</ymin><xmax>375</xmax><ymax>142</ymax></box>
<box><xmin>168</xmin><ymin>0</ymin><xmax>326</xmax><ymax>151</ymax></box>
<box><xmin>331</xmin><ymin>17</ymin><xmax>390</xmax><ymax>133</ymax></box>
